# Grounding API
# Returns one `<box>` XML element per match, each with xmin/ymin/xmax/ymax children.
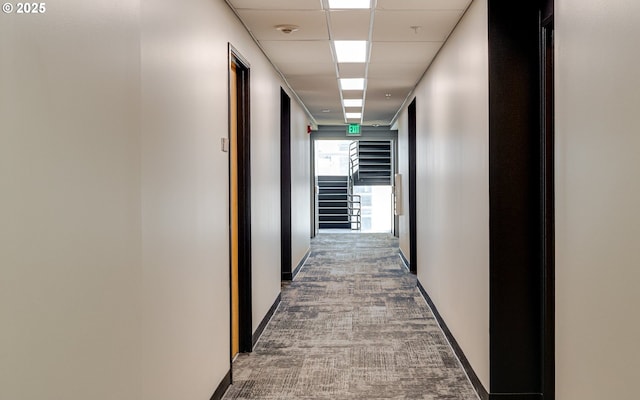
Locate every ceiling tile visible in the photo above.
<box><xmin>237</xmin><ymin>10</ymin><xmax>328</xmax><ymax>41</ymax></box>
<box><xmin>317</xmin><ymin>116</ymin><xmax>348</xmax><ymax>125</ymax></box>
<box><xmin>373</xmin><ymin>10</ymin><xmax>463</xmax><ymax>42</ymax></box>
<box><xmin>363</xmin><ymin>107</ymin><xmax>401</xmax><ymax>123</ymax></box>
<box><xmin>364</xmin><ymin>98</ymin><xmax>403</xmax><ymax>111</ymax></box>
<box><xmin>376</xmin><ymin>0</ymin><xmax>471</xmax><ymax>11</ymax></box>
<box><xmin>306</xmin><ymin>102</ymin><xmax>342</xmax><ymax>113</ymax></box>
<box><xmin>367</xmin><ymin>77</ymin><xmax>417</xmax><ymax>94</ymax></box>
<box><xmin>329</xmin><ymin>10</ymin><xmax>371</xmax><ymax>40</ymax></box>
<box><xmin>367</xmin><ymin>63</ymin><xmax>425</xmax><ymax>80</ymax></box>
<box><xmin>304</xmin><ymin>91</ymin><xmax>342</xmax><ymax>102</ymax></box>
<box><xmin>341</xmin><ymin>89</ymin><xmax>364</xmax><ymax>97</ymax></box>
<box><xmin>287</xmin><ymin>76</ymin><xmax>340</xmax><ymax>93</ymax></box>
<box><xmin>299</xmin><ymin>92</ymin><xmax>342</xmax><ymax>109</ymax></box>
<box><xmin>301</xmin><ymin>94</ymin><xmax>345</xmax><ymax>124</ymax></box>
<box><xmin>369</xmin><ymin>42</ymin><xmax>441</xmax><ymax>64</ymax></box>
<box><xmin>338</xmin><ymin>63</ymin><xmax>367</xmax><ymax>78</ymax></box>
<box><xmin>366</xmin><ymin>81</ymin><xmax>413</xmax><ymax>106</ymax></box>
<box><xmin>278</xmin><ymin>62</ymin><xmax>336</xmax><ymax>77</ymax></box>
<box><xmin>228</xmin><ymin>0</ymin><xmax>323</xmax><ymax>10</ymax></box>
<box><xmin>260</xmin><ymin>41</ymin><xmax>333</xmax><ymax>65</ymax></box>
<box><xmin>299</xmin><ymin>106</ymin><xmax>343</xmax><ymax>124</ymax></box>
<box><xmin>364</xmin><ymin>95</ymin><xmax>405</xmax><ymax>106</ymax></box>
<box><xmin>300</xmin><ymin>92</ymin><xmax>342</xmax><ymax>106</ymax></box>
<box><xmin>229</xmin><ymin>0</ymin><xmax>469</xmax><ymax>126</ymax></box>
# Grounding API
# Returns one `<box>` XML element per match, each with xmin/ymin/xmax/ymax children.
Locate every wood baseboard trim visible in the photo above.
<box><xmin>252</xmin><ymin>293</ymin><xmax>281</xmax><ymax>348</ymax></box>
<box><xmin>210</xmin><ymin>369</ymin><xmax>231</xmax><ymax>400</ymax></box>
<box><xmin>416</xmin><ymin>279</ymin><xmax>489</xmax><ymax>400</ymax></box>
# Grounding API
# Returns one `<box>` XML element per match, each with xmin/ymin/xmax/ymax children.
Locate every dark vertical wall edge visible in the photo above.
<box><xmin>280</xmin><ymin>88</ymin><xmax>292</xmax><ymax>281</ymax></box>
<box><xmin>227</xmin><ymin>44</ymin><xmax>234</xmax><ymax>372</ymax></box>
<box><xmin>541</xmin><ymin>0</ymin><xmax>553</xmax><ymax>25</ymax></box>
<box><xmin>487</xmin><ymin>0</ymin><xmax>543</xmax><ymax>394</ymax></box>
<box><xmin>417</xmin><ymin>280</ymin><xmax>489</xmax><ymax>400</ymax></box>
<box><xmin>408</xmin><ymin>99</ymin><xmax>417</xmax><ymax>275</ymax></box>
<box><xmin>234</xmin><ymin>52</ymin><xmax>253</xmax><ymax>354</ymax></box>
<box><xmin>393</xmin><ymin>139</ymin><xmax>400</xmax><ymax>237</ymax></box>
<box><xmin>310</xmin><ymin>138</ymin><xmax>316</xmax><ymax>238</ymax></box>
<box><xmin>210</xmin><ymin>369</ymin><xmax>232</xmax><ymax>400</ymax></box>
<box><xmin>540</xmin><ymin>2</ymin><xmax>555</xmax><ymax>398</ymax></box>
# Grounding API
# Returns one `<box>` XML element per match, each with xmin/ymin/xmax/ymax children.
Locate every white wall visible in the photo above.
<box><xmin>140</xmin><ymin>0</ymin><xmax>232</xmax><ymax>397</ymax></box>
<box><xmin>0</xmin><ymin>1</ymin><xmax>141</xmax><ymax>399</ymax></box>
<box><xmin>396</xmin><ymin>112</ymin><xmax>411</xmax><ymax>260</ymax></box>
<box><xmin>396</xmin><ymin>0</ymin><xmax>490</xmax><ymax>388</ymax></box>
<box><xmin>141</xmin><ymin>0</ymin><xmax>309</xmax><ymax>398</ymax></box>
<box><xmin>555</xmin><ymin>1</ymin><xmax>640</xmax><ymax>398</ymax></box>
<box><xmin>242</xmin><ymin>33</ymin><xmax>283</xmax><ymax>334</ymax></box>
<box><xmin>1</xmin><ymin>1</ymin><xmax>311</xmax><ymax>399</ymax></box>
<box><xmin>291</xmin><ymin>101</ymin><xmax>312</xmax><ymax>271</ymax></box>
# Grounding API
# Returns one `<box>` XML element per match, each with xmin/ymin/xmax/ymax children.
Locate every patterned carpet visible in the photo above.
<box><xmin>223</xmin><ymin>233</ymin><xmax>478</xmax><ymax>400</ymax></box>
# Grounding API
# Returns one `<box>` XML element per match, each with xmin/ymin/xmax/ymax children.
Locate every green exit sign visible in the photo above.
<box><xmin>347</xmin><ymin>123</ymin><xmax>361</xmax><ymax>136</ymax></box>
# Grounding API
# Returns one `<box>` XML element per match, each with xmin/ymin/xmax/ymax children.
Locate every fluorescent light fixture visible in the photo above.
<box><xmin>340</xmin><ymin>78</ymin><xmax>365</xmax><ymax>91</ymax></box>
<box><xmin>345</xmin><ymin>112</ymin><xmax>362</xmax><ymax>119</ymax></box>
<box><xmin>334</xmin><ymin>40</ymin><xmax>367</xmax><ymax>63</ymax></box>
<box><xmin>328</xmin><ymin>0</ymin><xmax>370</xmax><ymax>9</ymax></box>
<box><xmin>343</xmin><ymin>99</ymin><xmax>363</xmax><ymax>107</ymax></box>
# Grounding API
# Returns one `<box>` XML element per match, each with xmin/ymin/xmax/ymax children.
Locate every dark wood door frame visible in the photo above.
<box><xmin>486</xmin><ymin>1</ymin><xmax>555</xmax><ymax>398</ymax></box>
<box><xmin>408</xmin><ymin>99</ymin><xmax>417</xmax><ymax>275</ymax></box>
<box><xmin>310</xmin><ymin>138</ymin><xmax>317</xmax><ymax>238</ymax></box>
<box><xmin>488</xmin><ymin>1</ymin><xmax>541</xmax><ymax>392</ymax></box>
<box><xmin>229</xmin><ymin>45</ymin><xmax>253</xmax><ymax>355</ymax></box>
<box><xmin>280</xmin><ymin>88</ymin><xmax>293</xmax><ymax>281</ymax></box>
<box><xmin>540</xmin><ymin>3</ymin><xmax>555</xmax><ymax>398</ymax></box>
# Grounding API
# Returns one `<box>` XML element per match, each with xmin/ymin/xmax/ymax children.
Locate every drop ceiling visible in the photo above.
<box><xmin>226</xmin><ymin>0</ymin><xmax>472</xmax><ymax>127</ymax></box>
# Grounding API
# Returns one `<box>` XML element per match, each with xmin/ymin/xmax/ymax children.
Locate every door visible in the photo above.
<box><xmin>280</xmin><ymin>89</ymin><xmax>292</xmax><ymax>280</ymax></box>
<box><xmin>229</xmin><ymin>47</ymin><xmax>252</xmax><ymax>358</ymax></box>
<box><xmin>230</xmin><ymin>61</ymin><xmax>240</xmax><ymax>358</ymax></box>
<box><xmin>408</xmin><ymin>99</ymin><xmax>417</xmax><ymax>274</ymax></box>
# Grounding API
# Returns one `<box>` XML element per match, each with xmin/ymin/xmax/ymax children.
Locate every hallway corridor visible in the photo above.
<box><xmin>223</xmin><ymin>233</ymin><xmax>477</xmax><ymax>400</ymax></box>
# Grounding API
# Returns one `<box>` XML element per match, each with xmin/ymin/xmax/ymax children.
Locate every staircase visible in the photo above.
<box><xmin>349</xmin><ymin>140</ymin><xmax>393</xmax><ymax>186</ymax></box>
<box><xmin>317</xmin><ymin>175</ymin><xmax>361</xmax><ymax>230</ymax></box>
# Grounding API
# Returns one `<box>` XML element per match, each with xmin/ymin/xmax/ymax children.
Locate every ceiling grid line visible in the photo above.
<box><xmin>227</xmin><ymin>0</ymin><xmax>472</xmax><ymax>127</ymax></box>
<box><xmin>223</xmin><ymin>0</ymin><xmax>319</xmax><ymax>127</ymax></box>
<box><xmin>388</xmin><ymin>0</ymin><xmax>476</xmax><ymax>127</ymax></box>
<box><xmin>322</xmin><ymin>0</ymin><xmax>345</xmax><ymax>124</ymax></box>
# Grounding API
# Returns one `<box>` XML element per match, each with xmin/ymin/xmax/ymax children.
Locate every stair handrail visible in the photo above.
<box><xmin>346</xmin><ymin>171</ymin><xmax>361</xmax><ymax>231</ymax></box>
<box><xmin>349</xmin><ymin>141</ymin><xmax>360</xmax><ymax>183</ymax></box>
<box><xmin>347</xmin><ymin>193</ymin><xmax>361</xmax><ymax>231</ymax></box>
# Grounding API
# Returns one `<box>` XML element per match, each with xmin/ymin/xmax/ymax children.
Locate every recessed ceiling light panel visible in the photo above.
<box><xmin>334</xmin><ymin>40</ymin><xmax>367</xmax><ymax>63</ymax></box>
<box><xmin>343</xmin><ymin>99</ymin><xmax>363</xmax><ymax>107</ymax></box>
<box><xmin>328</xmin><ymin>0</ymin><xmax>371</xmax><ymax>9</ymax></box>
<box><xmin>345</xmin><ymin>112</ymin><xmax>362</xmax><ymax>119</ymax></box>
<box><xmin>340</xmin><ymin>78</ymin><xmax>365</xmax><ymax>91</ymax></box>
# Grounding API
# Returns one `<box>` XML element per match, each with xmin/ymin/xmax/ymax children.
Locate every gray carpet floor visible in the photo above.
<box><xmin>222</xmin><ymin>233</ymin><xmax>478</xmax><ymax>400</ymax></box>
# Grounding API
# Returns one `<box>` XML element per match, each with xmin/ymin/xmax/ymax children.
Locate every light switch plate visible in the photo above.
<box><xmin>221</xmin><ymin>138</ymin><xmax>229</xmax><ymax>152</ymax></box>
